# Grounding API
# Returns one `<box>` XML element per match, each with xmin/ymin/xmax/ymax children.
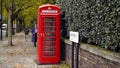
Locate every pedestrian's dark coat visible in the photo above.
<box><xmin>31</xmin><ymin>27</ymin><xmax>37</xmax><ymax>42</ymax></box>
<box><xmin>24</xmin><ymin>27</ymin><xmax>29</xmax><ymax>35</ymax></box>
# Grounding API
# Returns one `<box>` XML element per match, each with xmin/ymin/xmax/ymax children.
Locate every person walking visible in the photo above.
<box><xmin>32</xmin><ymin>24</ymin><xmax>37</xmax><ymax>47</ymax></box>
<box><xmin>24</xmin><ymin>27</ymin><xmax>29</xmax><ymax>41</ymax></box>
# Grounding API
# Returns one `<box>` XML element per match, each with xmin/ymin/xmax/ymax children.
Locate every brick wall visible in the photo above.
<box><xmin>62</xmin><ymin>39</ymin><xmax>120</xmax><ymax>68</ymax></box>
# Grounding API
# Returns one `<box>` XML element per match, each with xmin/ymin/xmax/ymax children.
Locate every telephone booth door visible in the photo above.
<box><xmin>37</xmin><ymin>4</ymin><xmax>60</xmax><ymax>64</ymax></box>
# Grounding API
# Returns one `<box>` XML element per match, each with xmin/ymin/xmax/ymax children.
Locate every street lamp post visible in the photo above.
<box><xmin>0</xmin><ymin>0</ymin><xmax>2</xmax><ymax>40</ymax></box>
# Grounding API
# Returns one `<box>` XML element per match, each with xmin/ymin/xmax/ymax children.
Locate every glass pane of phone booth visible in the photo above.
<box><xmin>43</xmin><ymin>17</ymin><xmax>56</xmax><ymax>57</ymax></box>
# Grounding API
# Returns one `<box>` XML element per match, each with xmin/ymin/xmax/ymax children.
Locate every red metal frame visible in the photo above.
<box><xmin>37</xmin><ymin>4</ymin><xmax>60</xmax><ymax>64</ymax></box>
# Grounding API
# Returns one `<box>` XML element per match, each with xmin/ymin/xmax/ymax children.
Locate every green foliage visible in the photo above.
<box><xmin>57</xmin><ymin>0</ymin><xmax>120</xmax><ymax>52</ymax></box>
<box><xmin>41</xmin><ymin>0</ymin><xmax>56</xmax><ymax>4</ymax></box>
<box><xmin>58</xmin><ymin>63</ymin><xmax>70</xmax><ymax>68</ymax></box>
<box><xmin>3</xmin><ymin>0</ymin><xmax>56</xmax><ymax>27</ymax></box>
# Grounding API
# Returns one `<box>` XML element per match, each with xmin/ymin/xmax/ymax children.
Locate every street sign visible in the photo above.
<box><xmin>70</xmin><ymin>31</ymin><xmax>79</xmax><ymax>43</ymax></box>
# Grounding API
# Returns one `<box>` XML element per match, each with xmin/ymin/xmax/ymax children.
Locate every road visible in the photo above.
<box><xmin>0</xmin><ymin>29</ymin><xmax>6</xmax><ymax>40</ymax></box>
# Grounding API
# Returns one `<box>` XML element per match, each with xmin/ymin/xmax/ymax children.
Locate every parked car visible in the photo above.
<box><xmin>2</xmin><ymin>24</ymin><xmax>7</xmax><ymax>30</ymax></box>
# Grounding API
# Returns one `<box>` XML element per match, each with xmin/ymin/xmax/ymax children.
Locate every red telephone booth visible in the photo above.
<box><xmin>37</xmin><ymin>4</ymin><xmax>60</xmax><ymax>64</ymax></box>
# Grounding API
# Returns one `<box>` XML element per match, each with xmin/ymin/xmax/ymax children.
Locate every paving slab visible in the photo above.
<box><xmin>0</xmin><ymin>32</ymin><xmax>69</xmax><ymax>68</ymax></box>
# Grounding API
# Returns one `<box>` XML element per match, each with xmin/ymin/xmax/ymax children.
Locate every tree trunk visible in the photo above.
<box><xmin>6</xmin><ymin>22</ymin><xmax>8</xmax><ymax>37</ymax></box>
<box><xmin>16</xmin><ymin>19</ymin><xmax>19</xmax><ymax>33</ymax></box>
<box><xmin>16</xmin><ymin>19</ymin><xmax>22</xmax><ymax>32</ymax></box>
<box><xmin>12</xmin><ymin>22</ymin><xmax>15</xmax><ymax>35</ymax></box>
<box><xmin>8</xmin><ymin>7</ymin><xmax>13</xmax><ymax>46</ymax></box>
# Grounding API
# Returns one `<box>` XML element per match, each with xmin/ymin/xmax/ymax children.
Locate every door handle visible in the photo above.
<box><xmin>40</xmin><ymin>33</ymin><xmax>42</xmax><ymax>36</ymax></box>
<box><xmin>40</xmin><ymin>33</ymin><xmax>45</xmax><ymax>37</ymax></box>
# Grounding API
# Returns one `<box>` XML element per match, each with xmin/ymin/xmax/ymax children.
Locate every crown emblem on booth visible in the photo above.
<box><xmin>48</xmin><ymin>7</ymin><xmax>51</xmax><ymax>10</ymax></box>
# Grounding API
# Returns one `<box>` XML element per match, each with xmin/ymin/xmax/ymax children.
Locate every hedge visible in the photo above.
<box><xmin>56</xmin><ymin>0</ymin><xmax>120</xmax><ymax>52</ymax></box>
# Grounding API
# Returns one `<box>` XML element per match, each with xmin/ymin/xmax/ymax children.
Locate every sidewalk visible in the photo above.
<box><xmin>0</xmin><ymin>32</ymin><xmax>68</xmax><ymax>68</ymax></box>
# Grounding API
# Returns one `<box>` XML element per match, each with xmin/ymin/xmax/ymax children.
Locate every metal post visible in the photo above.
<box><xmin>0</xmin><ymin>0</ymin><xmax>2</xmax><ymax>40</ymax></box>
<box><xmin>76</xmin><ymin>35</ymin><xmax>81</xmax><ymax>68</ymax></box>
<box><xmin>76</xmin><ymin>43</ymin><xmax>79</xmax><ymax>68</ymax></box>
<box><xmin>72</xmin><ymin>42</ymin><xmax>74</xmax><ymax>68</ymax></box>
